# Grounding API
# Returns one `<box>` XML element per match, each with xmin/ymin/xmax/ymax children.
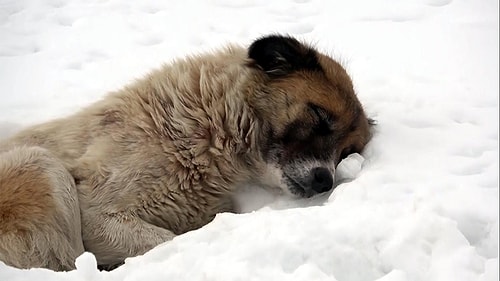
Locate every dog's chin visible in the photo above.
<box><xmin>260</xmin><ymin>162</ymin><xmax>334</xmax><ymax>199</ymax></box>
<box><xmin>283</xmin><ymin>174</ymin><xmax>317</xmax><ymax>198</ymax></box>
<box><xmin>258</xmin><ymin>164</ymin><xmax>302</xmax><ymax>197</ymax></box>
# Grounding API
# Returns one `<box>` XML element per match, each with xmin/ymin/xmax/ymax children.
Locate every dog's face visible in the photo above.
<box><xmin>247</xmin><ymin>35</ymin><xmax>371</xmax><ymax>198</ymax></box>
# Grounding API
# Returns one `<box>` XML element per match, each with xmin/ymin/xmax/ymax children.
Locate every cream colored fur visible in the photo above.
<box><xmin>0</xmin><ymin>36</ymin><xmax>371</xmax><ymax>271</ymax></box>
<box><xmin>0</xmin><ymin>46</ymin><xmax>272</xmax><ymax>269</ymax></box>
<box><xmin>0</xmin><ymin>146</ymin><xmax>84</xmax><ymax>270</ymax></box>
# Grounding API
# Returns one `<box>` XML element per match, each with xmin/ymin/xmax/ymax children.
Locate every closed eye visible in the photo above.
<box><xmin>309</xmin><ymin>104</ymin><xmax>335</xmax><ymax>135</ymax></box>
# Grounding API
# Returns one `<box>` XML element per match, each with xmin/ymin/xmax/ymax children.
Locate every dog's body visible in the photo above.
<box><xmin>0</xmin><ymin>35</ymin><xmax>371</xmax><ymax>271</ymax></box>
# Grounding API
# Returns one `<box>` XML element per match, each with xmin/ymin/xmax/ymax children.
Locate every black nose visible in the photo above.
<box><xmin>311</xmin><ymin>167</ymin><xmax>334</xmax><ymax>193</ymax></box>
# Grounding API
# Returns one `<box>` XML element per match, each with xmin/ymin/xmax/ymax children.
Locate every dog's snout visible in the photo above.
<box><xmin>311</xmin><ymin>167</ymin><xmax>333</xmax><ymax>193</ymax></box>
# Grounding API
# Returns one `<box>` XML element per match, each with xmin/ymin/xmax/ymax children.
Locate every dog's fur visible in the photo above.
<box><xmin>0</xmin><ymin>35</ymin><xmax>371</xmax><ymax>271</ymax></box>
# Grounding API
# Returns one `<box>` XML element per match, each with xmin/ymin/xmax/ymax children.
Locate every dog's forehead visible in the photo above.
<box><xmin>271</xmin><ymin>68</ymin><xmax>356</xmax><ymax>119</ymax></box>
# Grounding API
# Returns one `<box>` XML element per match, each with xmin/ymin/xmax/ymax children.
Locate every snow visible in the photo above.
<box><xmin>0</xmin><ymin>0</ymin><xmax>498</xmax><ymax>280</ymax></box>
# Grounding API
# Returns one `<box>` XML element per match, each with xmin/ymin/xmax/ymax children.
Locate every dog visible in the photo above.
<box><xmin>0</xmin><ymin>35</ymin><xmax>372</xmax><ymax>271</ymax></box>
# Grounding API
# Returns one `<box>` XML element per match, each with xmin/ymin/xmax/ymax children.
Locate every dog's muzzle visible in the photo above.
<box><xmin>284</xmin><ymin>166</ymin><xmax>335</xmax><ymax>198</ymax></box>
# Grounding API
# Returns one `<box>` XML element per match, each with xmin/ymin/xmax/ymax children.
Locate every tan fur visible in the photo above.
<box><xmin>0</xmin><ymin>147</ymin><xmax>84</xmax><ymax>271</ymax></box>
<box><xmin>0</xmin><ymin>36</ymin><xmax>371</xmax><ymax>270</ymax></box>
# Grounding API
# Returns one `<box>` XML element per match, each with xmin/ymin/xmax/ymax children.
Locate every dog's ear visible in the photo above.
<box><xmin>248</xmin><ymin>35</ymin><xmax>322</xmax><ymax>77</ymax></box>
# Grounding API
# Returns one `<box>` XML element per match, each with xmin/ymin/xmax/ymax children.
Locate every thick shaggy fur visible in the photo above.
<box><xmin>0</xmin><ymin>147</ymin><xmax>84</xmax><ymax>270</ymax></box>
<box><xmin>0</xmin><ymin>35</ymin><xmax>371</xmax><ymax>270</ymax></box>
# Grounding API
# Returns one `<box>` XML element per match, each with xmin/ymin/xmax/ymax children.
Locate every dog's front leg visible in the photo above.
<box><xmin>79</xmin><ymin>209</ymin><xmax>175</xmax><ymax>269</ymax></box>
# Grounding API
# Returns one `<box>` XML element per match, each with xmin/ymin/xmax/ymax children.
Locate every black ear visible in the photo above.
<box><xmin>248</xmin><ymin>35</ymin><xmax>322</xmax><ymax>77</ymax></box>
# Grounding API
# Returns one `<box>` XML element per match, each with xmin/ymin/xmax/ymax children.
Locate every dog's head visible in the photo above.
<box><xmin>247</xmin><ymin>35</ymin><xmax>371</xmax><ymax>198</ymax></box>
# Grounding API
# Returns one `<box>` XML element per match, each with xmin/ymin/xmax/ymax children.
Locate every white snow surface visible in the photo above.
<box><xmin>0</xmin><ymin>0</ymin><xmax>498</xmax><ymax>280</ymax></box>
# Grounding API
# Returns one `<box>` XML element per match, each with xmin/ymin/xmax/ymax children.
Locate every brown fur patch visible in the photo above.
<box><xmin>0</xmin><ymin>150</ymin><xmax>57</xmax><ymax>233</ymax></box>
<box><xmin>255</xmin><ymin>56</ymin><xmax>370</xmax><ymax>163</ymax></box>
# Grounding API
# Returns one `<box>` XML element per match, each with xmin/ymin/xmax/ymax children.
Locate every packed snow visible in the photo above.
<box><xmin>0</xmin><ymin>0</ymin><xmax>498</xmax><ymax>280</ymax></box>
